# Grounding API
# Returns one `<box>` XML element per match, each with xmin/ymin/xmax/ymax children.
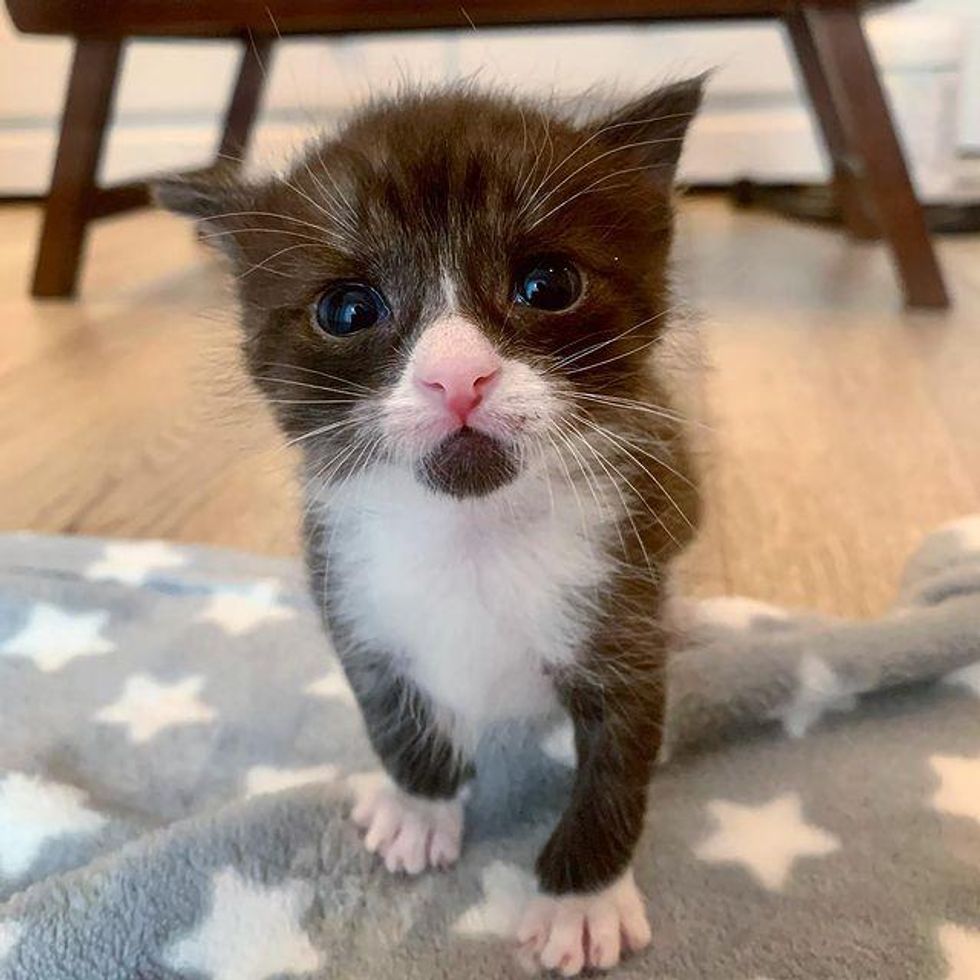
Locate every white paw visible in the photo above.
<box><xmin>516</xmin><ymin>868</ymin><xmax>652</xmax><ymax>976</ymax></box>
<box><xmin>347</xmin><ymin>772</ymin><xmax>464</xmax><ymax>874</ymax></box>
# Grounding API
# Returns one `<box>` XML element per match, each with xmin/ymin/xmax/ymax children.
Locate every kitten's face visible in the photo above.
<box><xmin>158</xmin><ymin>80</ymin><xmax>702</xmax><ymax>499</ymax></box>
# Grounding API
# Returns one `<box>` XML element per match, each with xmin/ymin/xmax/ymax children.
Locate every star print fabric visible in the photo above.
<box><xmin>0</xmin><ymin>521</ymin><xmax>978</xmax><ymax>980</ymax></box>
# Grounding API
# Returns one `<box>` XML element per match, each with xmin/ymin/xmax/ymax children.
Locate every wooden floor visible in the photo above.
<box><xmin>2</xmin><ymin>198</ymin><xmax>979</xmax><ymax>618</ymax></box>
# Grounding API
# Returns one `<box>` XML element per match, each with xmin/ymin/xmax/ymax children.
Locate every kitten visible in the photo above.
<box><xmin>157</xmin><ymin>76</ymin><xmax>703</xmax><ymax>975</ymax></box>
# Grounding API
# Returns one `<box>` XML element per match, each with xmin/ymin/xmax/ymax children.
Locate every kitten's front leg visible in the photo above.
<box><xmin>519</xmin><ymin>664</ymin><xmax>663</xmax><ymax>975</ymax></box>
<box><xmin>342</xmin><ymin>655</ymin><xmax>473</xmax><ymax>874</ymax></box>
<box><xmin>349</xmin><ymin>771</ymin><xmax>466</xmax><ymax>873</ymax></box>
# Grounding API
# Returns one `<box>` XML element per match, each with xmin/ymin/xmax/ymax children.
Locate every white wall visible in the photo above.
<box><xmin>925</xmin><ymin>0</ymin><xmax>980</xmax><ymax>147</ymax></box>
<box><xmin>0</xmin><ymin>1</ymin><xmax>976</xmax><ymax>196</ymax></box>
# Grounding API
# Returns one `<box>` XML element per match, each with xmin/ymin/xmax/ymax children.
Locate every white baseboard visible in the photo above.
<box><xmin>0</xmin><ymin>106</ymin><xmax>830</xmax><ymax>198</ymax></box>
<box><xmin>0</xmin><ymin>105</ymin><xmax>980</xmax><ymax>200</ymax></box>
<box><xmin>6</xmin><ymin>101</ymin><xmax>973</xmax><ymax>202</ymax></box>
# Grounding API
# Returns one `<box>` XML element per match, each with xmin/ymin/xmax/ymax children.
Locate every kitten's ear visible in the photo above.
<box><xmin>590</xmin><ymin>74</ymin><xmax>707</xmax><ymax>187</ymax></box>
<box><xmin>152</xmin><ymin>168</ymin><xmax>241</xmax><ymax>219</ymax></box>
<box><xmin>152</xmin><ymin>168</ymin><xmax>252</xmax><ymax>257</ymax></box>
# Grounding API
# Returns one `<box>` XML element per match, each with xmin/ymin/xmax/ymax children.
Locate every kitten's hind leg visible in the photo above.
<box><xmin>342</xmin><ymin>656</ymin><xmax>472</xmax><ymax>874</ymax></box>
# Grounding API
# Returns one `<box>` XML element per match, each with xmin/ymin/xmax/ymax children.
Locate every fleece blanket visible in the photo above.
<box><xmin>0</xmin><ymin>517</ymin><xmax>979</xmax><ymax>980</ymax></box>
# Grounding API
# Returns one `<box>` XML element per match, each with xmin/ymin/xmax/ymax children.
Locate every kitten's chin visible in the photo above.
<box><xmin>415</xmin><ymin>429</ymin><xmax>519</xmax><ymax>499</ymax></box>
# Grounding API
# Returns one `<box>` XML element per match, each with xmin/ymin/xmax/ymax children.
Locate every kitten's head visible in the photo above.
<box><xmin>157</xmin><ymin>78</ymin><xmax>703</xmax><ymax>500</ymax></box>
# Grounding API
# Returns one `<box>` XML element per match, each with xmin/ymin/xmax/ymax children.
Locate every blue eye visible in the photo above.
<box><xmin>515</xmin><ymin>256</ymin><xmax>582</xmax><ymax>312</ymax></box>
<box><xmin>315</xmin><ymin>282</ymin><xmax>390</xmax><ymax>337</ymax></box>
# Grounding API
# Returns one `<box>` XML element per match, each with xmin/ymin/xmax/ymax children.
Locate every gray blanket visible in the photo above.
<box><xmin>1</xmin><ymin>517</ymin><xmax>979</xmax><ymax>980</ymax></box>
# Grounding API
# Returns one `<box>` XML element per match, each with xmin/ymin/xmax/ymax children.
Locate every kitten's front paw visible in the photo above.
<box><xmin>347</xmin><ymin>772</ymin><xmax>463</xmax><ymax>874</ymax></box>
<box><xmin>516</xmin><ymin>868</ymin><xmax>651</xmax><ymax>976</ymax></box>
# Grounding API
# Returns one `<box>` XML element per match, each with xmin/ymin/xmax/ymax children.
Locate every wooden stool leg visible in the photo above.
<box><xmin>32</xmin><ymin>39</ymin><xmax>124</xmax><ymax>298</ymax></box>
<box><xmin>217</xmin><ymin>37</ymin><xmax>274</xmax><ymax>163</ymax></box>
<box><xmin>805</xmin><ymin>5</ymin><xmax>949</xmax><ymax>309</ymax></box>
<box><xmin>785</xmin><ymin>9</ymin><xmax>878</xmax><ymax>240</ymax></box>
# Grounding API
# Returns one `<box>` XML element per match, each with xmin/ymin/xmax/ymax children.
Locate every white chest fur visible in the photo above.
<box><xmin>320</xmin><ymin>466</ymin><xmax>612</xmax><ymax>738</ymax></box>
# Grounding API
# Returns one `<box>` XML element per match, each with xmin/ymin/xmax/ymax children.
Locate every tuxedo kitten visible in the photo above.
<box><xmin>157</xmin><ymin>76</ymin><xmax>703</xmax><ymax>976</ymax></box>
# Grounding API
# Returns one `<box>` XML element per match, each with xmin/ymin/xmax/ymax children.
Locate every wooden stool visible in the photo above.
<box><xmin>5</xmin><ymin>0</ymin><xmax>949</xmax><ymax>308</ymax></box>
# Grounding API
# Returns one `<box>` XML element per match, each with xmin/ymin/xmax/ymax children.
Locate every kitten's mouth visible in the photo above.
<box><xmin>415</xmin><ymin>428</ymin><xmax>519</xmax><ymax>499</ymax></box>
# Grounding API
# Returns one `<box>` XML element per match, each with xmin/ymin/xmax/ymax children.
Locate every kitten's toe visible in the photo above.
<box><xmin>383</xmin><ymin>815</ymin><xmax>429</xmax><ymax>874</ymax></box>
<box><xmin>586</xmin><ymin>899</ymin><xmax>621</xmax><ymax>969</ymax></box>
<box><xmin>540</xmin><ymin>905</ymin><xmax>586</xmax><ymax>976</ymax></box>
<box><xmin>516</xmin><ymin>868</ymin><xmax>650</xmax><ymax>976</ymax></box>
<box><xmin>615</xmin><ymin>873</ymin><xmax>652</xmax><ymax>952</ymax></box>
<box><xmin>428</xmin><ymin>821</ymin><xmax>462</xmax><ymax>868</ymax></box>
<box><xmin>362</xmin><ymin>803</ymin><xmax>401</xmax><ymax>854</ymax></box>
<box><xmin>347</xmin><ymin>772</ymin><xmax>463</xmax><ymax>874</ymax></box>
<box><xmin>349</xmin><ymin>771</ymin><xmax>388</xmax><ymax>829</ymax></box>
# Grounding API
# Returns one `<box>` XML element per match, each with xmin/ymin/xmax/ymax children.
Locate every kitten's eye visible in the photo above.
<box><xmin>514</xmin><ymin>256</ymin><xmax>582</xmax><ymax>312</ymax></box>
<box><xmin>314</xmin><ymin>282</ymin><xmax>390</xmax><ymax>337</ymax></box>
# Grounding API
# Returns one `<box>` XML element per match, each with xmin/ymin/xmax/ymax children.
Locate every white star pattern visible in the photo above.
<box><xmin>197</xmin><ymin>580</ymin><xmax>295</xmax><ymax>636</ymax></box>
<box><xmin>541</xmin><ymin>722</ymin><xmax>576</xmax><ymax>767</ymax></box>
<box><xmin>694</xmin><ymin>596</ymin><xmax>790</xmax><ymax>631</ymax></box>
<box><xmin>164</xmin><ymin>867</ymin><xmax>322</xmax><ymax>980</ymax></box>
<box><xmin>944</xmin><ymin>515</ymin><xmax>980</xmax><ymax>552</ymax></box>
<box><xmin>694</xmin><ymin>793</ymin><xmax>840</xmax><ymax>891</ymax></box>
<box><xmin>938</xmin><ymin>923</ymin><xmax>980</xmax><ymax>980</ymax></box>
<box><xmin>931</xmin><ymin>754</ymin><xmax>980</xmax><ymax>825</ymax></box>
<box><xmin>84</xmin><ymin>540</ymin><xmax>187</xmax><ymax>586</ymax></box>
<box><xmin>0</xmin><ymin>603</ymin><xmax>115</xmax><ymax>672</ymax></box>
<box><xmin>772</xmin><ymin>654</ymin><xmax>860</xmax><ymax>738</ymax></box>
<box><xmin>244</xmin><ymin>765</ymin><xmax>339</xmax><ymax>799</ymax></box>
<box><xmin>0</xmin><ymin>773</ymin><xmax>106</xmax><ymax>879</ymax></box>
<box><xmin>0</xmin><ymin>920</ymin><xmax>22</xmax><ymax>962</ymax></box>
<box><xmin>944</xmin><ymin>662</ymin><xmax>980</xmax><ymax>699</ymax></box>
<box><xmin>95</xmin><ymin>674</ymin><xmax>216</xmax><ymax>743</ymax></box>
<box><xmin>304</xmin><ymin>668</ymin><xmax>356</xmax><ymax>707</ymax></box>
<box><xmin>453</xmin><ymin>861</ymin><xmax>537</xmax><ymax>938</ymax></box>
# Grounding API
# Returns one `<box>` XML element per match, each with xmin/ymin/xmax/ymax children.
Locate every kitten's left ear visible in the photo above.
<box><xmin>152</xmin><ymin>167</ymin><xmax>254</xmax><ymax>259</ymax></box>
<box><xmin>590</xmin><ymin>74</ymin><xmax>707</xmax><ymax>188</ymax></box>
<box><xmin>152</xmin><ymin>167</ymin><xmax>242</xmax><ymax>220</ymax></box>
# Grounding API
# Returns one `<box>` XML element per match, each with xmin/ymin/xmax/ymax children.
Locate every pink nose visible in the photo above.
<box><xmin>416</xmin><ymin>353</ymin><xmax>501</xmax><ymax>423</ymax></box>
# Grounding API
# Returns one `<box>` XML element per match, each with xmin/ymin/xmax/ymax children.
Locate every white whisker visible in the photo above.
<box><xmin>559</xmin><ymin>419</ymin><xmax>653</xmax><ymax>574</ymax></box>
<box><xmin>235</xmin><ymin>241</ymin><xmax>324</xmax><ymax>279</ymax></box>
<box><xmin>257</xmin><ymin>363</ymin><xmax>374</xmax><ymax>393</ymax></box>
<box><xmin>518</xmin><ymin>110</ymin><xmax>697</xmax><ymax>218</ymax></box>
<box><xmin>564</xmin><ymin>335</ymin><xmax>664</xmax><ymax>376</ymax></box>
<box><xmin>523</xmin><ymin>135</ymin><xmax>686</xmax><ymax>218</ymax></box>
<box><xmin>549</xmin><ymin>308</ymin><xmax>673</xmax><ymax>374</ymax></box>
<box><xmin>542</xmin><ymin>428</ymin><xmax>589</xmax><ymax>541</ymax></box>
<box><xmin>528</xmin><ymin>167</ymin><xmax>655</xmax><ymax>229</ymax></box>
<box><xmin>571</xmin><ymin>412</ymin><xmax>694</xmax><ymax>530</ymax></box>
<box><xmin>256</xmin><ymin>376</ymin><xmax>377</xmax><ymax>400</ymax></box>
<box><xmin>196</xmin><ymin>209</ymin><xmax>344</xmax><ymax>242</ymax></box>
<box><xmin>263</xmin><ymin>398</ymin><xmax>362</xmax><ymax>406</ymax></box>
<box><xmin>568</xmin><ymin>391</ymin><xmax>702</xmax><ymax>429</ymax></box>
<box><xmin>281</xmin><ymin>413</ymin><xmax>371</xmax><ymax>452</ymax></box>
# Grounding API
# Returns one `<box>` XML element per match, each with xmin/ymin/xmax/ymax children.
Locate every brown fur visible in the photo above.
<box><xmin>157</xmin><ymin>77</ymin><xmax>704</xmax><ymax>900</ymax></box>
